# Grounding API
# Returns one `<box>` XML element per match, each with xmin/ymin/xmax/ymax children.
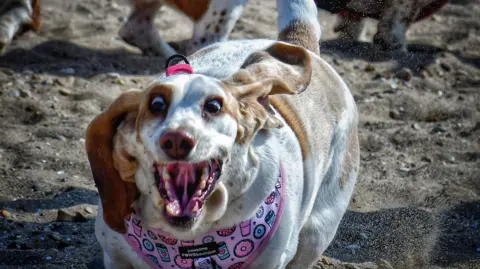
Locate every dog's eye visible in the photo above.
<box><xmin>204</xmin><ymin>99</ymin><xmax>223</xmax><ymax>114</ymax></box>
<box><xmin>150</xmin><ymin>96</ymin><xmax>167</xmax><ymax>113</ymax></box>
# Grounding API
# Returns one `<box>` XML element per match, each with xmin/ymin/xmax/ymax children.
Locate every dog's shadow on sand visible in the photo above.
<box><xmin>0</xmin><ymin>188</ymin><xmax>98</xmax><ymax>213</ymax></box>
<box><xmin>320</xmin><ymin>39</ymin><xmax>480</xmax><ymax>73</ymax></box>
<box><xmin>1</xmin><ymin>39</ymin><xmax>478</xmax><ymax>79</ymax></box>
<box><xmin>325</xmin><ymin>200</ymin><xmax>480</xmax><ymax>268</ymax></box>
<box><xmin>0</xmin><ymin>40</ymin><xmax>168</xmax><ymax>79</ymax></box>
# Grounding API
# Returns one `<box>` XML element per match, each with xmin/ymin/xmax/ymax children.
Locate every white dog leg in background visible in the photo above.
<box><xmin>0</xmin><ymin>0</ymin><xmax>38</xmax><ymax>54</ymax></box>
<box><xmin>119</xmin><ymin>0</ymin><xmax>176</xmax><ymax>57</ymax></box>
<box><xmin>181</xmin><ymin>0</ymin><xmax>249</xmax><ymax>55</ymax></box>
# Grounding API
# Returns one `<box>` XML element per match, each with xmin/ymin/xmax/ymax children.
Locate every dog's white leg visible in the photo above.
<box><xmin>276</xmin><ymin>0</ymin><xmax>321</xmax><ymax>54</ymax></box>
<box><xmin>119</xmin><ymin>0</ymin><xmax>176</xmax><ymax>57</ymax></box>
<box><xmin>0</xmin><ymin>0</ymin><xmax>38</xmax><ymax>54</ymax></box>
<box><xmin>286</xmin><ymin>121</ymin><xmax>359</xmax><ymax>268</ymax></box>
<box><xmin>284</xmin><ymin>214</ymin><xmax>339</xmax><ymax>269</ymax></box>
<box><xmin>103</xmin><ymin>251</ymin><xmax>129</xmax><ymax>269</ymax></box>
<box><xmin>334</xmin><ymin>13</ymin><xmax>366</xmax><ymax>41</ymax></box>
<box><xmin>180</xmin><ymin>0</ymin><xmax>248</xmax><ymax>55</ymax></box>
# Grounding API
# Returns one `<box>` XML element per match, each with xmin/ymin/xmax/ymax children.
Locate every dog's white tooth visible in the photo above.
<box><xmin>166</xmin><ymin>203</ymin><xmax>176</xmax><ymax>215</ymax></box>
<box><xmin>191</xmin><ymin>201</ymin><xmax>199</xmax><ymax>214</ymax></box>
<box><xmin>162</xmin><ymin>168</ymin><xmax>170</xmax><ymax>180</ymax></box>
<box><xmin>165</xmin><ymin>180</ymin><xmax>170</xmax><ymax>190</ymax></box>
<box><xmin>167</xmin><ymin>190</ymin><xmax>173</xmax><ymax>198</ymax></box>
<box><xmin>201</xmin><ymin>167</ymin><xmax>209</xmax><ymax>181</ymax></box>
<box><xmin>196</xmin><ymin>190</ymin><xmax>202</xmax><ymax>197</ymax></box>
<box><xmin>199</xmin><ymin>179</ymin><xmax>206</xmax><ymax>190</ymax></box>
<box><xmin>207</xmin><ymin>178</ymin><xmax>213</xmax><ymax>184</ymax></box>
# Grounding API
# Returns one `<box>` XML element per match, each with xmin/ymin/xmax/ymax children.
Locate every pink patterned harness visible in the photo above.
<box><xmin>123</xmin><ymin>164</ymin><xmax>286</xmax><ymax>269</ymax></box>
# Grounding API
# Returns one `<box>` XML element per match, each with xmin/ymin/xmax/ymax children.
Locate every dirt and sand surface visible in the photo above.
<box><xmin>0</xmin><ymin>0</ymin><xmax>478</xmax><ymax>268</ymax></box>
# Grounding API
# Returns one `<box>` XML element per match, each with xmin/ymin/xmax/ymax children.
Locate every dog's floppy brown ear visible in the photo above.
<box><xmin>85</xmin><ymin>90</ymin><xmax>142</xmax><ymax>234</ymax></box>
<box><xmin>230</xmin><ymin>78</ymin><xmax>296</xmax><ymax>131</ymax></box>
<box><xmin>222</xmin><ymin>42</ymin><xmax>313</xmax><ymax>143</ymax></box>
<box><xmin>228</xmin><ymin>42</ymin><xmax>313</xmax><ymax>94</ymax></box>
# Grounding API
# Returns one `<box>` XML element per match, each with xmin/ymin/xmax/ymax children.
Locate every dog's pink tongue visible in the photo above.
<box><xmin>168</xmin><ymin>163</ymin><xmax>196</xmax><ymax>214</ymax></box>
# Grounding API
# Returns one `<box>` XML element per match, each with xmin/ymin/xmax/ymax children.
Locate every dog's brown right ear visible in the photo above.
<box><xmin>85</xmin><ymin>90</ymin><xmax>143</xmax><ymax>234</ymax></box>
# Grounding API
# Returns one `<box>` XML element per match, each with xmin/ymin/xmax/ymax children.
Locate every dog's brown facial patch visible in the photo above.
<box><xmin>136</xmin><ymin>84</ymin><xmax>173</xmax><ymax>141</ymax></box>
<box><xmin>165</xmin><ymin>0</ymin><xmax>210</xmax><ymax>21</ymax></box>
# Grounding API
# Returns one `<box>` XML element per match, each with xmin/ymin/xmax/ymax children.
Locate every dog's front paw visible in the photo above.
<box><xmin>373</xmin><ymin>31</ymin><xmax>407</xmax><ymax>52</ymax></box>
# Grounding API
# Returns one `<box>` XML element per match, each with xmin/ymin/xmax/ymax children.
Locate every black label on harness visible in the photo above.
<box><xmin>178</xmin><ymin>242</ymin><xmax>219</xmax><ymax>259</ymax></box>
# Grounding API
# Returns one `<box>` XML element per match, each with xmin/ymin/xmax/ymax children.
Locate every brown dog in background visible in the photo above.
<box><xmin>315</xmin><ymin>0</ymin><xmax>448</xmax><ymax>51</ymax></box>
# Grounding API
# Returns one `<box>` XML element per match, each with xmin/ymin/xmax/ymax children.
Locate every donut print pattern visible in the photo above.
<box><xmin>147</xmin><ymin>254</ymin><xmax>161</xmax><ymax>266</ymax></box>
<box><xmin>143</xmin><ymin>239</ymin><xmax>154</xmax><ymax>251</ymax></box>
<box><xmin>228</xmin><ymin>262</ymin><xmax>244</xmax><ymax>269</ymax></box>
<box><xmin>265</xmin><ymin>191</ymin><xmax>275</xmax><ymax>204</ymax></box>
<box><xmin>234</xmin><ymin>239</ymin><xmax>254</xmax><ymax>258</ymax></box>
<box><xmin>216</xmin><ymin>226</ymin><xmax>236</xmax><ymax>237</ymax></box>
<box><xmin>256</xmin><ymin>206</ymin><xmax>264</xmax><ymax>218</ymax></box>
<box><xmin>175</xmin><ymin>255</ymin><xmax>193</xmax><ymax>268</ymax></box>
<box><xmin>123</xmin><ymin>164</ymin><xmax>286</xmax><ymax>269</ymax></box>
<box><xmin>253</xmin><ymin>224</ymin><xmax>266</xmax><ymax>239</ymax></box>
<box><xmin>202</xmin><ymin>235</ymin><xmax>215</xmax><ymax>244</ymax></box>
<box><xmin>148</xmin><ymin>230</ymin><xmax>158</xmax><ymax>240</ymax></box>
<box><xmin>159</xmin><ymin>234</ymin><xmax>178</xmax><ymax>245</ymax></box>
<box><xmin>127</xmin><ymin>234</ymin><xmax>141</xmax><ymax>250</ymax></box>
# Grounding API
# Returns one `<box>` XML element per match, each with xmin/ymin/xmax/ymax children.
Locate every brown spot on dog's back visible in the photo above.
<box><xmin>339</xmin><ymin>125</ymin><xmax>359</xmax><ymax>188</ymax></box>
<box><xmin>165</xmin><ymin>0</ymin><xmax>210</xmax><ymax>21</ymax></box>
<box><xmin>278</xmin><ymin>20</ymin><xmax>319</xmax><ymax>55</ymax></box>
<box><xmin>220</xmin><ymin>9</ymin><xmax>227</xmax><ymax>16</ymax></box>
<box><xmin>271</xmin><ymin>96</ymin><xmax>310</xmax><ymax>159</ymax></box>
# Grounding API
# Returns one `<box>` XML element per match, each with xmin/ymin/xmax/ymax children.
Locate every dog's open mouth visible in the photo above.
<box><xmin>154</xmin><ymin>160</ymin><xmax>222</xmax><ymax>222</ymax></box>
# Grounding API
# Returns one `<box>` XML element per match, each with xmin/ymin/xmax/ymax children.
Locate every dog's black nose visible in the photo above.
<box><xmin>159</xmin><ymin>130</ymin><xmax>196</xmax><ymax>160</ymax></box>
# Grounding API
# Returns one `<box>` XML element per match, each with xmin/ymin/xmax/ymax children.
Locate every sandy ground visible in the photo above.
<box><xmin>0</xmin><ymin>0</ymin><xmax>478</xmax><ymax>268</ymax></box>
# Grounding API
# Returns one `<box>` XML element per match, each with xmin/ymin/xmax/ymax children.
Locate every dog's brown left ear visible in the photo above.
<box><xmin>222</xmin><ymin>42</ymin><xmax>313</xmax><ymax>142</ymax></box>
<box><xmin>228</xmin><ymin>42</ymin><xmax>313</xmax><ymax>95</ymax></box>
<box><xmin>229</xmin><ymin>77</ymin><xmax>297</xmax><ymax>129</ymax></box>
<box><xmin>85</xmin><ymin>90</ymin><xmax>142</xmax><ymax>234</ymax></box>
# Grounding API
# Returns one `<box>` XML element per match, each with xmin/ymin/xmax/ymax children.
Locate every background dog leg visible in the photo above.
<box><xmin>179</xmin><ymin>0</ymin><xmax>248</xmax><ymax>55</ymax></box>
<box><xmin>334</xmin><ymin>12</ymin><xmax>366</xmax><ymax>42</ymax></box>
<box><xmin>119</xmin><ymin>0</ymin><xmax>176</xmax><ymax>57</ymax></box>
<box><xmin>373</xmin><ymin>0</ymin><xmax>410</xmax><ymax>51</ymax></box>
<box><xmin>0</xmin><ymin>0</ymin><xmax>37</xmax><ymax>54</ymax></box>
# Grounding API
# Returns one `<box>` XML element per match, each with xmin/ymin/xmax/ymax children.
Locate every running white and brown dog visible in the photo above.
<box><xmin>85</xmin><ymin>1</ymin><xmax>360</xmax><ymax>268</ymax></box>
